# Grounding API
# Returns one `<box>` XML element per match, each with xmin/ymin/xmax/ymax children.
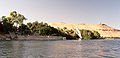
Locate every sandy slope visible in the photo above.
<box><xmin>48</xmin><ymin>23</ymin><xmax>120</xmax><ymax>37</ymax></box>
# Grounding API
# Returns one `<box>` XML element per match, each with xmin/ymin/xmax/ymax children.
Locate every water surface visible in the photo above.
<box><xmin>0</xmin><ymin>39</ymin><xmax>120</xmax><ymax>58</ymax></box>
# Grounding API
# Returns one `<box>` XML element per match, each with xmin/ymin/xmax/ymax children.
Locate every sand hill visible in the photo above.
<box><xmin>48</xmin><ymin>23</ymin><xmax>120</xmax><ymax>38</ymax></box>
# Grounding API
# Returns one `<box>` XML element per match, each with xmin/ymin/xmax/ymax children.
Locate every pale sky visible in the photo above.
<box><xmin>0</xmin><ymin>0</ymin><xmax>120</xmax><ymax>29</ymax></box>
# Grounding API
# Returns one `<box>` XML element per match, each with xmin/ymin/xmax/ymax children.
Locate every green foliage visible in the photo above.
<box><xmin>0</xmin><ymin>11</ymin><xmax>74</xmax><ymax>40</ymax></box>
<box><xmin>63</xmin><ymin>27</ymin><xmax>67</xmax><ymax>30</ymax></box>
<box><xmin>1</xmin><ymin>16</ymin><xmax>16</xmax><ymax>33</ymax></box>
<box><xmin>29</xmin><ymin>21</ymin><xmax>43</xmax><ymax>33</ymax></box>
<box><xmin>73</xmin><ymin>34</ymin><xmax>79</xmax><ymax>40</ymax></box>
<box><xmin>18</xmin><ymin>24</ymin><xmax>31</xmax><ymax>35</ymax></box>
<box><xmin>10</xmin><ymin>11</ymin><xmax>27</xmax><ymax>26</ymax></box>
<box><xmin>92</xmin><ymin>31</ymin><xmax>100</xmax><ymax>39</ymax></box>
<box><xmin>28</xmin><ymin>21</ymin><xmax>49</xmax><ymax>33</ymax></box>
<box><xmin>39</xmin><ymin>27</ymin><xmax>52</xmax><ymax>35</ymax></box>
<box><xmin>0</xmin><ymin>11</ymin><xmax>27</xmax><ymax>33</ymax></box>
<box><xmin>26</xmin><ymin>21</ymin><xmax>59</xmax><ymax>36</ymax></box>
<box><xmin>67</xmin><ymin>29</ymin><xmax>74</xmax><ymax>34</ymax></box>
<box><xmin>10</xmin><ymin>11</ymin><xmax>17</xmax><ymax>17</ymax></box>
<box><xmin>0</xmin><ymin>11</ymin><xmax>101</xmax><ymax>40</ymax></box>
<box><xmin>75</xmin><ymin>29</ymin><xmax>101</xmax><ymax>40</ymax></box>
<box><xmin>27</xmin><ymin>22</ymin><xmax>32</xmax><ymax>28</ymax></box>
<box><xmin>0</xmin><ymin>21</ymin><xmax>4</xmax><ymax>32</ymax></box>
<box><xmin>80</xmin><ymin>29</ymin><xmax>93</xmax><ymax>40</ymax></box>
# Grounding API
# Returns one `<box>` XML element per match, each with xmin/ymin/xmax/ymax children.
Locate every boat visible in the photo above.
<box><xmin>76</xmin><ymin>27</ymin><xmax>82</xmax><ymax>40</ymax></box>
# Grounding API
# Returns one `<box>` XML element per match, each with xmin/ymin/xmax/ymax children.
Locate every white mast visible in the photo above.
<box><xmin>76</xmin><ymin>27</ymin><xmax>82</xmax><ymax>39</ymax></box>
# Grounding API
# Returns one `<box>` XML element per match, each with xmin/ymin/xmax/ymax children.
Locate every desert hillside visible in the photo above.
<box><xmin>48</xmin><ymin>23</ymin><xmax>120</xmax><ymax>38</ymax></box>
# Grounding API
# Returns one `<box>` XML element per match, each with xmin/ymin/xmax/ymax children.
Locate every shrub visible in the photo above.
<box><xmin>18</xmin><ymin>24</ymin><xmax>31</xmax><ymax>35</ymax></box>
<box><xmin>80</xmin><ymin>29</ymin><xmax>93</xmax><ymax>40</ymax></box>
<box><xmin>92</xmin><ymin>31</ymin><xmax>100</xmax><ymax>39</ymax></box>
<box><xmin>39</xmin><ymin>27</ymin><xmax>53</xmax><ymax>35</ymax></box>
<box><xmin>66</xmin><ymin>29</ymin><xmax>74</xmax><ymax>34</ymax></box>
<box><xmin>63</xmin><ymin>27</ymin><xmax>67</xmax><ymax>30</ymax></box>
<box><xmin>75</xmin><ymin>29</ymin><xmax>101</xmax><ymax>40</ymax></box>
<box><xmin>0</xmin><ymin>22</ymin><xmax>4</xmax><ymax>32</ymax></box>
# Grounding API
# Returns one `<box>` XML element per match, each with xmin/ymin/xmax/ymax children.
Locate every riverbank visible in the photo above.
<box><xmin>0</xmin><ymin>34</ymin><xmax>64</xmax><ymax>40</ymax></box>
<box><xmin>0</xmin><ymin>34</ymin><xmax>120</xmax><ymax>41</ymax></box>
<box><xmin>17</xmin><ymin>35</ymin><xmax>64</xmax><ymax>40</ymax></box>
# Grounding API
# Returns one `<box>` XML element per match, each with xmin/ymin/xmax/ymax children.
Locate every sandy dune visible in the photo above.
<box><xmin>48</xmin><ymin>23</ymin><xmax>120</xmax><ymax>38</ymax></box>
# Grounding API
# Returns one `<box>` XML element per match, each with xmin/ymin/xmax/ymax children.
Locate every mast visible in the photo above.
<box><xmin>76</xmin><ymin>27</ymin><xmax>82</xmax><ymax>39</ymax></box>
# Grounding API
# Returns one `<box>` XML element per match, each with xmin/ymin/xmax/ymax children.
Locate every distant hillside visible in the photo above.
<box><xmin>48</xmin><ymin>23</ymin><xmax>120</xmax><ymax>38</ymax></box>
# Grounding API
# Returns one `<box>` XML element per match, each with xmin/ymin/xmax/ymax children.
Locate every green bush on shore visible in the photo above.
<box><xmin>74</xmin><ymin>29</ymin><xmax>101</xmax><ymax>40</ymax></box>
<box><xmin>39</xmin><ymin>27</ymin><xmax>52</xmax><ymax>35</ymax></box>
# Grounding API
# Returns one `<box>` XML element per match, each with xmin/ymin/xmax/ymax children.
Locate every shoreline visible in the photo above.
<box><xmin>0</xmin><ymin>34</ymin><xmax>65</xmax><ymax>41</ymax></box>
<box><xmin>0</xmin><ymin>34</ymin><xmax>120</xmax><ymax>41</ymax></box>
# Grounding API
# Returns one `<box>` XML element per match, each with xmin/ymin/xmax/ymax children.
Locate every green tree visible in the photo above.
<box><xmin>10</xmin><ymin>11</ymin><xmax>27</xmax><ymax>27</ymax></box>
<box><xmin>27</xmin><ymin>22</ymin><xmax>32</xmax><ymax>28</ymax></box>
<box><xmin>0</xmin><ymin>21</ymin><xmax>3</xmax><ymax>32</ymax></box>
<box><xmin>77</xmin><ymin>29</ymin><xmax>101</xmax><ymax>40</ymax></box>
<box><xmin>18</xmin><ymin>24</ymin><xmax>31</xmax><ymax>35</ymax></box>
<box><xmin>10</xmin><ymin>11</ymin><xmax>17</xmax><ymax>17</ymax></box>
<box><xmin>67</xmin><ymin>29</ymin><xmax>74</xmax><ymax>34</ymax></box>
<box><xmin>63</xmin><ymin>27</ymin><xmax>67</xmax><ymax>30</ymax></box>
<box><xmin>39</xmin><ymin>27</ymin><xmax>52</xmax><ymax>35</ymax></box>
<box><xmin>92</xmin><ymin>31</ymin><xmax>100</xmax><ymax>39</ymax></box>
<box><xmin>1</xmin><ymin>16</ymin><xmax>16</xmax><ymax>33</ymax></box>
<box><xmin>16</xmin><ymin>14</ymin><xmax>27</xmax><ymax>26</ymax></box>
<box><xmin>30</xmin><ymin>21</ymin><xmax>39</xmax><ymax>33</ymax></box>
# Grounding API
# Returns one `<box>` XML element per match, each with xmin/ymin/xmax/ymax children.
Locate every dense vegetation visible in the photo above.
<box><xmin>26</xmin><ymin>21</ymin><xmax>59</xmax><ymax>35</ymax></box>
<box><xmin>74</xmin><ymin>29</ymin><xmax>100</xmax><ymax>40</ymax></box>
<box><xmin>0</xmin><ymin>11</ymin><xmax>58</xmax><ymax>35</ymax></box>
<box><xmin>0</xmin><ymin>11</ymin><xmax>101</xmax><ymax>40</ymax></box>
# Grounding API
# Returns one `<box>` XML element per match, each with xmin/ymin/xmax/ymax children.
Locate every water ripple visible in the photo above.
<box><xmin>0</xmin><ymin>39</ymin><xmax>120</xmax><ymax>58</ymax></box>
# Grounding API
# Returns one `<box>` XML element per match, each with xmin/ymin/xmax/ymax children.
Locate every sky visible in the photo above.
<box><xmin>0</xmin><ymin>0</ymin><xmax>120</xmax><ymax>29</ymax></box>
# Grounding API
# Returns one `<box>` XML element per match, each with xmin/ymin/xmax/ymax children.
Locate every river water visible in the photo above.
<box><xmin>0</xmin><ymin>39</ymin><xmax>120</xmax><ymax>58</ymax></box>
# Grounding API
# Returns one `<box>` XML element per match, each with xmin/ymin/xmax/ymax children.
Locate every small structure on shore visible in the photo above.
<box><xmin>63</xmin><ymin>37</ymin><xmax>66</xmax><ymax>40</ymax></box>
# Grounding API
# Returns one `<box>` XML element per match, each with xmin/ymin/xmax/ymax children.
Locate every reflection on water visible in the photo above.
<box><xmin>0</xmin><ymin>39</ymin><xmax>120</xmax><ymax>58</ymax></box>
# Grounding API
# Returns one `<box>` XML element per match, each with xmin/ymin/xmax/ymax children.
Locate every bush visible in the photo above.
<box><xmin>39</xmin><ymin>27</ymin><xmax>53</xmax><ymax>35</ymax></box>
<box><xmin>0</xmin><ymin>22</ymin><xmax>4</xmax><ymax>32</ymax></box>
<box><xmin>92</xmin><ymin>31</ymin><xmax>100</xmax><ymax>39</ymax></box>
<box><xmin>63</xmin><ymin>27</ymin><xmax>67</xmax><ymax>30</ymax></box>
<box><xmin>65</xmin><ymin>29</ymin><xmax>74</xmax><ymax>34</ymax></box>
<box><xmin>18</xmin><ymin>24</ymin><xmax>31</xmax><ymax>35</ymax></box>
<box><xmin>75</xmin><ymin>29</ymin><xmax>101</xmax><ymax>40</ymax></box>
<box><xmin>80</xmin><ymin>29</ymin><xmax>94</xmax><ymax>40</ymax></box>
